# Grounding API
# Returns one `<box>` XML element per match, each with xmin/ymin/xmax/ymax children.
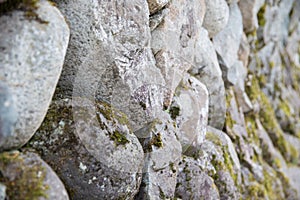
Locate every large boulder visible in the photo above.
<box><xmin>0</xmin><ymin>0</ymin><xmax>70</xmax><ymax>151</ymax></box>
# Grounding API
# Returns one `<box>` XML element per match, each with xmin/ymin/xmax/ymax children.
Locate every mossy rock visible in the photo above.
<box><xmin>0</xmin><ymin>151</ymin><xmax>48</xmax><ymax>200</ymax></box>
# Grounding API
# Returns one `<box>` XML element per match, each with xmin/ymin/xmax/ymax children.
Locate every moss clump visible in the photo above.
<box><xmin>206</xmin><ymin>132</ymin><xmax>222</xmax><ymax>146</ymax></box>
<box><xmin>150</xmin><ymin>133</ymin><xmax>163</xmax><ymax>148</ymax></box>
<box><xmin>110</xmin><ymin>130</ymin><xmax>129</xmax><ymax>146</ymax></box>
<box><xmin>95</xmin><ymin>101</ymin><xmax>130</xmax><ymax>127</ymax></box>
<box><xmin>0</xmin><ymin>151</ymin><xmax>49</xmax><ymax>200</ymax></box>
<box><xmin>247</xmin><ymin>182</ymin><xmax>267</xmax><ymax>199</ymax></box>
<box><xmin>260</xmin><ymin>92</ymin><xmax>299</xmax><ymax>163</ymax></box>
<box><xmin>245</xmin><ymin>75</ymin><xmax>298</xmax><ymax>163</ymax></box>
<box><xmin>278</xmin><ymin>99</ymin><xmax>292</xmax><ymax>117</ymax></box>
<box><xmin>169</xmin><ymin>106</ymin><xmax>180</xmax><ymax>120</ymax></box>
<box><xmin>257</xmin><ymin>3</ymin><xmax>267</xmax><ymax>27</ymax></box>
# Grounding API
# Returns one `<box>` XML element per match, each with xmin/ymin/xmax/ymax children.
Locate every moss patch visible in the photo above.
<box><xmin>110</xmin><ymin>130</ymin><xmax>129</xmax><ymax>146</ymax></box>
<box><xmin>257</xmin><ymin>3</ymin><xmax>267</xmax><ymax>27</ymax></box>
<box><xmin>169</xmin><ymin>106</ymin><xmax>180</xmax><ymax>120</ymax></box>
<box><xmin>245</xmin><ymin>74</ymin><xmax>298</xmax><ymax>164</ymax></box>
<box><xmin>0</xmin><ymin>151</ymin><xmax>49</xmax><ymax>200</ymax></box>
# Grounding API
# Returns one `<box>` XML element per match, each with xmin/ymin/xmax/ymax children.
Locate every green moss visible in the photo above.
<box><xmin>245</xmin><ymin>74</ymin><xmax>298</xmax><ymax>163</ymax></box>
<box><xmin>0</xmin><ymin>151</ymin><xmax>49</xmax><ymax>200</ymax></box>
<box><xmin>245</xmin><ymin>74</ymin><xmax>261</xmax><ymax>101</ymax></box>
<box><xmin>110</xmin><ymin>130</ymin><xmax>129</xmax><ymax>146</ymax></box>
<box><xmin>257</xmin><ymin>3</ymin><xmax>267</xmax><ymax>27</ymax></box>
<box><xmin>258</xmin><ymin>74</ymin><xmax>267</xmax><ymax>88</ymax></box>
<box><xmin>206</xmin><ymin>132</ymin><xmax>223</xmax><ymax>146</ymax></box>
<box><xmin>245</xmin><ymin>114</ymin><xmax>260</xmax><ymax>145</ymax></box>
<box><xmin>159</xmin><ymin>187</ymin><xmax>166</xmax><ymax>200</ymax></box>
<box><xmin>269</xmin><ymin>61</ymin><xmax>275</xmax><ymax>69</ymax></box>
<box><xmin>169</xmin><ymin>162</ymin><xmax>176</xmax><ymax>173</ymax></box>
<box><xmin>150</xmin><ymin>133</ymin><xmax>163</xmax><ymax>148</ymax></box>
<box><xmin>259</xmin><ymin>93</ymin><xmax>298</xmax><ymax>163</ymax></box>
<box><xmin>247</xmin><ymin>182</ymin><xmax>267</xmax><ymax>199</ymax></box>
<box><xmin>278</xmin><ymin>99</ymin><xmax>292</xmax><ymax>117</ymax></box>
<box><xmin>95</xmin><ymin>101</ymin><xmax>130</xmax><ymax>127</ymax></box>
<box><xmin>169</xmin><ymin>106</ymin><xmax>180</xmax><ymax>120</ymax></box>
<box><xmin>223</xmin><ymin>149</ymin><xmax>237</xmax><ymax>184</ymax></box>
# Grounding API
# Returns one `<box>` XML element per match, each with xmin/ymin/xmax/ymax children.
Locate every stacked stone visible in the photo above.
<box><xmin>0</xmin><ymin>0</ymin><xmax>300</xmax><ymax>199</ymax></box>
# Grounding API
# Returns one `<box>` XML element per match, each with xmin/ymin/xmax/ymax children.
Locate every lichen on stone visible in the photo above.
<box><xmin>0</xmin><ymin>151</ymin><xmax>49</xmax><ymax>200</ymax></box>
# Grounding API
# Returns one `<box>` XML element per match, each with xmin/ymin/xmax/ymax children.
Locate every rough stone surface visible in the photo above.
<box><xmin>54</xmin><ymin>0</ymin><xmax>165</xmax><ymax>132</ymax></box>
<box><xmin>175</xmin><ymin>156</ymin><xmax>220</xmax><ymax>200</ymax></box>
<box><xmin>238</xmin><ymin>0</ymin><xmax>265</xmax><ymax>32</ymax></box>
<box><xmin>213</xmin><ymin>3</ymin><xmax>243</xmax><ymax>69</ymax></box>
<box><xmin>147</xmin><ymin>0</ymin><xmax>169</xmax><ymax>14</ymax></box>
<box><xmin>0</xmin><ymin>183</ymin><xmax>5</xmax><ymax>200</ymax></box>
<box><xmin>0</xmin><ymin>150</ymin><xmax>69</xmax><ymax>200</ymax></box>
<box><xmin>170</xmin><ymin>74</ymin><xmax>209</xmax><ymax>155</ymax></box>
<box><xmin>151</xmin><ymin>0</ymin><xmax>206</xmax><ymax>101</ymax></box>
<box><xmin>188</xmin><ymin>28</ymin><xmax>226</xmax><ymax>129</ymax></box>
<box><xmin>0</xmin><ymin>82</ymin><xmax>17</xmax><ymax>145</ymax></box>
<box><xmin>135</xmin><ymin>114</ymin><xmax>182</xmax><ymax>199</ymax></box>
<box><xmin>203</xmin><ymin>0</ymin><xmax>229</xmax><ymax>38</ymax></box>
<box><xmin>29</xmin><ymin>100</ymin><xmax>144</xmax><ymax>199</ymax></box>
<box><xmin>1</xmin><ymin>0</ymin><xmax>300</xmax><ymax>199</ymax></box>
<box><xmin>0</xmin><ymin>0</ymin><xmax>70</xmax><ymax>151</ymax></box>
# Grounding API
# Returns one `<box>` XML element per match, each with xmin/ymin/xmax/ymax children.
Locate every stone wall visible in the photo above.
<box><xmin>0</xmin><ymin>0</ymin><xmax>300</xmax><ymax>199</ymax></box>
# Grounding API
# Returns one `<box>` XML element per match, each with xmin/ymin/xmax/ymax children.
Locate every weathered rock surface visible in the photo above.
<box><xmin>0</xmin><ymin>0</ymin><xmax>69</xmax><ymax>151</ymax></box>
<box><xmin>30</xmin><ymin>100</ymin><xmax>144</xmax><ymax>199</ymax></box>
<box><xmin>203</xmin><ymin>0</ymin><xmax>229</xmax><ymax>38</ymax></box>
<box><xmin>175</xmin><ymin>156</ymin><xmax>220</xmax><ymax>200</ymax></box>
<box><xmin>147</xmin><ymin>0</ymin><xmax>169</xmax><ymax>14</ymax></box>
<box><xmin>1</xmin><ymin>0</ymin><xmax>300</xmax><ymax>199</ymax></box>
<box><xmin>135</xmin><ymin>114</ymin><xmax>182</xmax><ymax>199</ymax></box>
<box><xmin>0</xmin><ymin>150</ymin><xmax>69</xmax><ymax>200</ymax></box>
<box><xmin>188</xmin><ymin>28</ymin><xmax>226</xmax><ymax>129</ymax></box>
<box><xmin>213</xmin><ymin>3</ymin><xmax>243</xmax><ymax>69</ymax></box>
<box><xmin>151</xmin><ymin>0</ymin><xmax>206</xmax><ymax>101</ymax></box>
<box><xmin>170</xmin><ymin>74</ymin><xmax>208</xmax><ymax>154</ymax></box>
<box><xmin>238</xmin><ymin>0</ymin><xmax>265</xmax><ymax>32</ymax></box>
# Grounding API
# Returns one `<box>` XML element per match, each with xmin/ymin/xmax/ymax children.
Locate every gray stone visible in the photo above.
<box><xmin>238</xmin><ymin>0</ymin><xmax>265</xmax><ymax>33</ymax></box>
<box><xmin>207</xmin><ymin>126</ymin><xmax>241</xmax><ymax>174</ymax></box>
<box><xmin>0</xmin><ymin>0</ymin><xmax>70</xmax><ymax>151</ymax></box>
<box><xmin>238</xmin><ymin>32</ymin><xmax>250</xmax><ymax>68</ymax></box>
<box><xmin>135</xmin><ymin>114</ymin><xmax>182</xmax><ymax>199</ymax></box>
<box><xmin>0</xmin><ymin>150</ymin><xmax>69</xmax><ymax>200</ymax></box>
<box><xmin>225</xmin><ymin>0</ymin><xmax>239</xmax><ymax>4</ymax></box>
<box><xmin>285</xmin><ymin>166</ymin><xmax>300</xmax><ymax>200</ymax></box>
<box><xmin>0</xmin><ymin>82</ymin><xmax>17</xmax><ymax>144</ymax></box>
<box><xmin>151</xmin><ymin>0</ymin><xmax>206</xmax><ymax>102</ymax></box>
<box><xmin>0</xmin><ymin>183</ymin><xmax>5</xmax><ymax>200</ymax></box>
<box><xmin>30</xmin><ymin>99</ymin><xmax>144</xmax><ymax>199</ymax></box>
<box><xmin>213</xmin><ymin>3</ymin><xmax>243</xmax><ymax>69</ymax></box>
<box><xmin>188</xmin><ymin>28</ymin><xmax>226</xmax><ymax>129</ymax></box>
<box><xmin>196</xmin><ymin>134</ymin><xmax>240</xmax><ymax>200</ymax></box>
<box><xmin>170</xmin><ymin>74</ymin><xmax>209</xmax><ymax>155</ymax></box>
<box><xmin>203</xmin><ymin>0</ymin><xmax>229</xmax><ymax>38</ymax></box>
<box><xmin>263</xmin><ymin>0</ymin><xmax>294</xmax><ymax>43</ymax></box>
<box><xmin>54</xmin><ymin>0</ymin><xmax>165</xmax><ymax>132</ymax></box>
<box><xmin>175</xmin><ymin>156</ymin><xmax>220</xmax><ymax>200</ymax></box>
<box><xmin>147</xmin><ymin>0</ymin><xmax>169</xmax><ymax>14</ymax></box>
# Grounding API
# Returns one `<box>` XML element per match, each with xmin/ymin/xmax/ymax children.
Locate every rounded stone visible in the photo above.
<box><xmin>203</xmin><ymin>0</ymin><xmax>230</xmax><ymax>38</ymax></box>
